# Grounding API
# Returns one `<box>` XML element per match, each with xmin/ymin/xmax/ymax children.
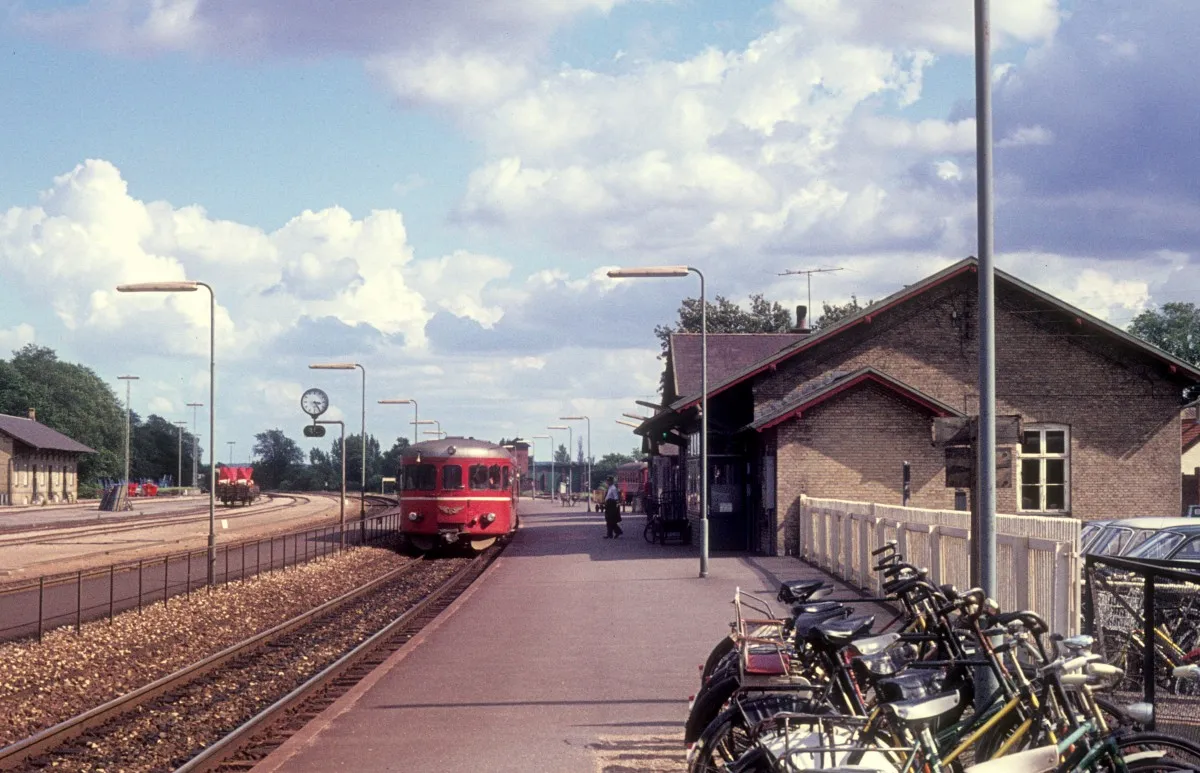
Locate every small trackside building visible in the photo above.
<box><xmin>0</xmin><ymin>409</ymin><xmax>96</xmax><ymax>505</ymax></box>
<box><xmin>634</xmin><ymin>258</ymin><xmax>1200</xmax><ymax>556</ymax></box>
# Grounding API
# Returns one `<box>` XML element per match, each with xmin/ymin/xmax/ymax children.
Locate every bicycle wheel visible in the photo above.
<box><xmin>690</xmin><ymin>693</ymin><xmax>826</xmax><ymax>773</ymax></box>
<box><xmin>1117</xmin><ymin>732</ymin><xmax>1200</xmax><ymax>769</ymax></box>
<box><xmin>686</xmin><ymin>675</ymin><xmax>739</xmax><ymax>745</ymax></box>
<box><xmin>644</xmin><ymin>517</ymin><xmax>657</xmax><ymax>543</ymax></box>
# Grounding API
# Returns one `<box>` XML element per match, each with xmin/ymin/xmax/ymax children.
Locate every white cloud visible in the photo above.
<box><xmin>0</xmin><ymin>323</ymin><xmax>36</xmax><ymax>353</ymax></box>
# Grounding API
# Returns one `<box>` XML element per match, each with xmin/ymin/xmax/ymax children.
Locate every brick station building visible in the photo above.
<box><xmin>633</xmin><ymin>258</ymin><xmax>1200</xmax><ymax>555</ymax></box>
<box><xmin>0</xmin><ymin>410</ymin><xmax>95</xmax><ymax>505</ymax></box>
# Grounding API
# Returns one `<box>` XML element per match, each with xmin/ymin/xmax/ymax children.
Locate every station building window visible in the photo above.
<box><xmin>1018</xmin><ymin>425</ymin><xmax>1069</xmax><ymax>513</ymax></box>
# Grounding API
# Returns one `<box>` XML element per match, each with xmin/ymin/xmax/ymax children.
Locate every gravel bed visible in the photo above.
<box><xmin>0</xmin><ymin>539</ymin><xmax>411</xmax><ymax>748</ymax></box>
<box><xmin>21</xmin><ymin>555</ymin><xmax>472</xmax><ymax>773</ymax></box>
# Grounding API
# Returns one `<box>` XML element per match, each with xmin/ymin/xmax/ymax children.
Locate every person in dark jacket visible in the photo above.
<box><xmin>603</xmin><ymin>477</ymin><xmax>623</xmax><ymax>538</ymax></box>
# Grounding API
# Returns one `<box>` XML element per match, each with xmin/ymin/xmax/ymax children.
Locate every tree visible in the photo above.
<box><xmin>253</xmin><ymin>429</ymin><xmax>303</xmax><ymax>489</ymax></box>
<box><xmin>378</xmin><ymin>437</ymin><xmax>411</xmax><ymax>489</ymax></box>
<box><xmin>130</xmin><ymin>413</ymin><xmax>196</xmax><ymax>485</ymax></box>
<box><xmin>554</xmin><ymin>444</ymin><xmax>570</xmax><ymax>464</ymax></box>
<box><xmin>592</xmin><ymin>451</ymin><xmax>636</xmax><ymax>487</ymax></box>
<box><xmin>654</xmin><ymin>294</ymin><xmax>793</xmax><ymax>351</ymax></box>
<box><xmin>811</xmin><ymin>295</ymin><xmax>872</xmax><ymax>331</ymax></box>
<box><xmin>1128</xmin><ymin>303</ymin><xmax>1200</xmax><ymax>400</ymax></box>
<box><xmin>0</xmin><ymin>345</ymin><xmax>128</xmax><ymax>486</ymax></box>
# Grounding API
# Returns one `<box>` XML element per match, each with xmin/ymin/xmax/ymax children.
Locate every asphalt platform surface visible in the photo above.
<box><xmin>253</xmin><ymin>498</ymin><xmax>881</xmax><ymax>773</ymax></box>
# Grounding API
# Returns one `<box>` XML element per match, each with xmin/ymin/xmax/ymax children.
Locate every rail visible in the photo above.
<box><xmin>0</xmin><ymin>555</ymin><xmax>427</xmax><ymax>769</ymax></box>
<box><xmin>0</xmin><ymin>503</ymin><xmax>401</xmax><ymax>642</ymax></box>
<box><xmin>178</xmin><ymin>547</ymin><xmax>499</xmax><ymax>772</ymax></box>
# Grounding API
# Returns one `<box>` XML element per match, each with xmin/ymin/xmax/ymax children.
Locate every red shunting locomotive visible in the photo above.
<box><xmin>399</xmin><ymin>437</ymin><xmax>519</xmax><ymax>552</ymax></box>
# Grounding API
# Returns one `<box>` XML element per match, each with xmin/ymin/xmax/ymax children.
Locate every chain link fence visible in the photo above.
<box><xmin>1083</xmin><ymin>554</ymin><xmax>1200</xmax><ymax>739</ymax></box>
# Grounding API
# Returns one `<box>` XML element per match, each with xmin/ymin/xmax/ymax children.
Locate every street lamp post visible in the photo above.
<box><xmin>533</xmin><ymin>434</ymin><xmax>552</xmax><ymax>499</ymax></box>
<box><xmin>186</xmin><ymin>402</ymin><xmax>203</xmax><ymax>488</ymax></box>
<box><xmin>175</xmin><ymin>421</ymin><xmax>188</xmax><ymax>488</ymax></box>
<box><xmin>227</xmin><ymin>440</ymin><xmax>236</xmax><ymax>465</ymax></box>
<box><xmin>560</xmin><ymin>416</ymin><xmax>591</xmax><ymax>494</ymax></box>
<box><xmin>117</xmin><ymin>376</ymin><xmax>139</xmax><ymax>491</ymax></box>
<box><xmin>118</xmin><ymin>280</ymin><xmax>217</xmax><ymax>583</ymax></box>
<box><xmin>608</xmin><ymin>265</ymin><xmax>708</xmax><ymax>578</ymax></box>
<box><xmin>310</xmin><ymin>363</ymin><xmax>367</xmax><ymax>524</ymax></box>
<box><xmin>316</xmin><ymin>419</ymin><xmax>347</xmax><ymax>544</ymax></box>
<box><xmin>547</xmin><ymin>425</ymin><xmax>572</xmax><ymax>501</ymax></box>
<box><xmin>377</xmin><ymin>398</ymin><xmax>418</xmax><ymax>443</ymax></box>
<box><xmin>412</xmin><ymin>419</ymin><xmax>440</xmax><ymax>437</ymax></box>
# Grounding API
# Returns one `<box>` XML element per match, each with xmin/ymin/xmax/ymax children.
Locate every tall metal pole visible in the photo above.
<box><xmin>175</xmin><ymin>422</ymin><xmax>187</xmax><ymax>488</ymax></box>
<box><xmin>974</xmin><ymin>0</ymin><xmax>997</xmax><ymax>598</ymax></box>
<box><xmin>356</xmin><ymin>364</ymin><xmax>366</xmax><ymax>520</ymax></box>
<box><xmin>187</xmin><ymin>402</ymin><xmax>203</xmax><ymax>487</ymax></box>
<box><xmin>318</xmin><ymin>420</ymin><xmax>346</xmax><ymax>545</ymax></box>
<box><xmin>118</xmin><ymin>376</ymin><xmax>138</xmax><ymax>487</ymax></box>
<box><xmin>201</xmin><ymin>282</ymin><xmax>216</xmax><ymax>587</ymax></box>
<box><xmin>692</xmin><ymin>267</ymin><xmax>709</xmax><ymax>578</ymax></box>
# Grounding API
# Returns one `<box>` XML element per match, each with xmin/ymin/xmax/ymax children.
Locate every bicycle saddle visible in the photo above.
<box><xmin>777</xmin><ymin>579</ymin><xmax>829</xmax><ymax>604</ymax></box>
<box><xmin>852</xmin><ymin>646</ymin><xmax>915</xmax><ymax>680</ymax></box>
<box><xmin>850</xmin><ymin>632</ymin><xmax>901</xmax><ymax>657</ymax></box>
<box><xmin>809</xmin><ymin>615</ymin><xmax>876</xmax><ymax>650</ymax></box>
<box><xmin>876</xmin><ymin>670</ymin><xmax>946</xmax><ymax>704</ymax></box>
<box><xmin>791</xmin><ymin>600</ymin><xmax>843</xmax><ymax>616</ymax></box>
<box><xmin>791</xmin><ymin>606</ymin><xmax>852</xmax><ymax>643</ymax></box>
<box><xmin>883</xmin><ymin>689</ymin><xmax>964</xmax><ymax>727</ymax></box>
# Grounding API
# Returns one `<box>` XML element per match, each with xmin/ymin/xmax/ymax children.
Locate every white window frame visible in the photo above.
<box><xmin>1018</xmin><ymin>424</ymin><xmax>1070</xmax><ymax>513</ymax></box>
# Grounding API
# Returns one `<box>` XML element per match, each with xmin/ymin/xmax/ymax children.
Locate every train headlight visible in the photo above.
<box><xmin>483</xmin><ymin>512</ymin><xmax>496</xmax><ymax>524</ymax></box>
<box><xmin>407</xmin><ymin>511</ymin><xmax>423</xmax><ymax>522</ymax></box>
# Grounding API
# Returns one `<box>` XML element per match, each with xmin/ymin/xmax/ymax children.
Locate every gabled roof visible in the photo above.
<box><xmin>0</xmin><ymin>414</ymin><xmax>95</xmax><ymax>454</ymax></box>
<box><xmin>668</xmin><ymin>333</ymin><xmax>805</xmax><ymax>399</ymax></box>
<box><xmin>670</xmin><ymin>257</ymin><xmax>1200</xmax><ymax>412</ymax></box>
<box><xmin>1184</xmin><ymin>419</ymin><xmax>1200</xmax><ymax>454</ymax></box>
<box><xmin>748</xmin><ymin>367</ymin><xmax>966</xmax><ymax>432</ymax></box>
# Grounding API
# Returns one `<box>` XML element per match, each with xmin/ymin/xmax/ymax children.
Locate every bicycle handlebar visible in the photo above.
<box><xmin>871</xmin><ymin>541</ymin><xmax>898</xmax><ymax>557</ymax></box>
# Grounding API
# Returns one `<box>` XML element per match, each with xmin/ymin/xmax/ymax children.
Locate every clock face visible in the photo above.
<box><xmin>300</xmin><ymin>387</ymin><xmax>330</xmax><ymax>418</ymax></box>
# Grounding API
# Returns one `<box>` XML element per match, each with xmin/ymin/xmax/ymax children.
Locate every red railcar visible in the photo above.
<box><xmin>216</xmin><ymin>465</ymin><xmax>260</xmax><ymax>507</ymax></box>
<box><xmin>398</xmin><ymin>437</ymin><xmax>519</xmax><ymax>553</ymax></box>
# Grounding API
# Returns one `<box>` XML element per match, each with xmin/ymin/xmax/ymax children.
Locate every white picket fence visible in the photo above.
<box><xmin>798</xmin><ymin>496</ymin><xmax>1081</xmax><ymax>636</ymax></box>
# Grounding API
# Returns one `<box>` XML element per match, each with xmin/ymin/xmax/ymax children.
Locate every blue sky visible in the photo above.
<box><xmin>2</xmin><ymin>0</ymin><xmax>1197</xmax><ymax>465</ymax></box>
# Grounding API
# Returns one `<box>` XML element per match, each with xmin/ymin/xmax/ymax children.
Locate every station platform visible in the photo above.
<box><xmin>253</xmin><ymin>499</ymin><xmax>880</xmax><ymax>773</ymax></box>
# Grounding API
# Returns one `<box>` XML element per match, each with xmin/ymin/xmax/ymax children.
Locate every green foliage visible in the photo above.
<box><xmin>1128</xmin><ymin>303</ymin><xmax>1200</xmax><ymax>400</ymax></box>
<box><xmin>553</xmin><ymin>443</ymin><xmax>570</xmax><ymax>464</ymax></box>
<box><xmin>811</xmin><ymin>295</ymin><xmax>872</xmax><ymax>331</ymax></box>
<box><xmin>1128</xmin><ymin>303</ymin><xmax>1200</xmax><ymax>365</ymax></box>
<box><xmin>253</xmin><ymin>429</ymin><xmax>304</xmax><ymax>489</ymax></box>
<box><xmin>130</xmin><ymin>414</ymin><xmax>197</xmax><ymax>484</ymax></box>
<box><xmin>0</xmin><ymin>345</ymin><xmax>126</xmax><ymax>484</ymax></box>
<box><xmin>654</xmin><ymin>293</ymin><xmax>793</xmax><ymax>351</ymax></box>
<box><xmin>591</xmin><ymin>451</ymin><xmax>638</xmax><ymax>489</ymax></box>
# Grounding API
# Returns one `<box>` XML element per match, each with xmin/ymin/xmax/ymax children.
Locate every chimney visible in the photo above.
<box><xmin>27</xmin><ymin>408</ymin><xmax>36</xmax><ymax>421</ymax></box>
<box><xmin>791</xmin><ymin>305</ymin><xmax>810</xmax><ymax>334</ymax></box>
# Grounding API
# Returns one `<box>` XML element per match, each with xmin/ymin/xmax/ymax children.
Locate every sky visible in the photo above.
<box><xmin>2</xmin><ymin>0</ymin><xmax>1199</xmax><ymax>466</ymax></box>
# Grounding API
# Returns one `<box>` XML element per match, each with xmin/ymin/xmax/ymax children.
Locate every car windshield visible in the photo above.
<box><xmin>1080</xmin><ymin>523</ymin><xmax>1105</xmax><ymax>551</ymax></box>
<box><xmin>1121</xmin><ymin>528</ymin><xmax>1158</xmax><ymax>556</ymax></box>
<box><xmin>1128</xmin><ymin>531</ymin><xmax>1187</xmax><ymax>560</ymax></box>
<box><xmin>1088</xmin><ymin>527</ymin><xmax>1132</xmax><ymax>557</ymax></box>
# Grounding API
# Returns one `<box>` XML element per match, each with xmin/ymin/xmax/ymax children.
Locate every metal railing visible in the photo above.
<box><xmin>0</xmin><ymin>512</ymin><xmax>401</xmax><ymax>643</ymax></box>
<box><xmin>798</xmin><ymin>495</ymin><xmax>1080</xmax><ymax>635</ymax></box>
<box><xmin>1083</xmin><ymin>554</ymin><xmax>1200</xmax><ymax>737</ymax></box>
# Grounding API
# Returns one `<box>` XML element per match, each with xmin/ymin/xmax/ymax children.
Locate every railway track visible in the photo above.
<box><xmin>0</xmin><ymin>541</ymin><xmax>498</xmax><ymax>773</ymax></box>
<box><xmin>0</xmin><ymin>493</ymin><xmax>310</xmax><ymax>546</ymax></box>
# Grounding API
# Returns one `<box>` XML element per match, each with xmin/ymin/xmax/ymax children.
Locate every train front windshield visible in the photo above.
<box><xmin>401</xmin><ymin>464</ymin><xmax>437</xmax><ymax>491</ymax></box>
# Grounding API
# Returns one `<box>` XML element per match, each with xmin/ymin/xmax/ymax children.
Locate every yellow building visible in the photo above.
<box><xmin>0</xmin><ymin>410</ymin><xmax>95</xmax><ymax>506</ymax></box>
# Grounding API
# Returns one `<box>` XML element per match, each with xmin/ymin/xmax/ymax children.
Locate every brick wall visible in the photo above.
<box><xmin>759</xmin><ymin>273</ymin><xmax>1184</xmax><ymax>548</ymax></box>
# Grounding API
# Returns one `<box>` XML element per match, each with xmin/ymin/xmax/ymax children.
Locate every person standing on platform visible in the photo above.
<box><xmin>604</xmin><ymin>476</ymin><xmax>623</xmax><ymax>538</ymax></box>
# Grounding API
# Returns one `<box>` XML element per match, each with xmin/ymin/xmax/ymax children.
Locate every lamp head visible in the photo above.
<box><xmin>546</xmin><ymin>425</ymin><xmax>568</xmax><ymax>430</ymax></box>
<box><xmin>117</xmin><ymin>281</ymin><xmax>200</xmax><ymax>292</ymax></box>
<box><xmin>309</xmin><ymin>362</ymin><xmax>357</xmax><ymax>370</ymax></box>
<box><xmin>607</xmin><ymin>266</ymin><xmax>689</xmax><ymax>278</ymax></box>
<box><xmin>559</xmin><ymin>415</ymin><xmax>586</xmax><ymax>420</ymax></box>
<box><xmin>379</xmin><ymin>399</ymin><xmax>414</xmax><ymax>405</ymax></box>
<box><xmin>616</xmin><ymin>420</ymin><xmax>640</xmax><ymax>428</ymax></box>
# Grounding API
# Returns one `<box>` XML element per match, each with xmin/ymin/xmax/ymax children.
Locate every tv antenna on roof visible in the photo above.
<box><xmin>778</xmin><ymin>267</ymin><xmax>845</xmax><ymax>325</ymax></box>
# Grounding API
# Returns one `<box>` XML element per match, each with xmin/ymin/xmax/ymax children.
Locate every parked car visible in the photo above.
<box><xmin>1081</xmin><ymin>517</ymin><xmax>1200</xmax><ymax>559</ymax></box>
<box><xmin>1125</xmin><ymin>523</ymin><xmax>1200</xmax><ymax>562</ymax></box>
